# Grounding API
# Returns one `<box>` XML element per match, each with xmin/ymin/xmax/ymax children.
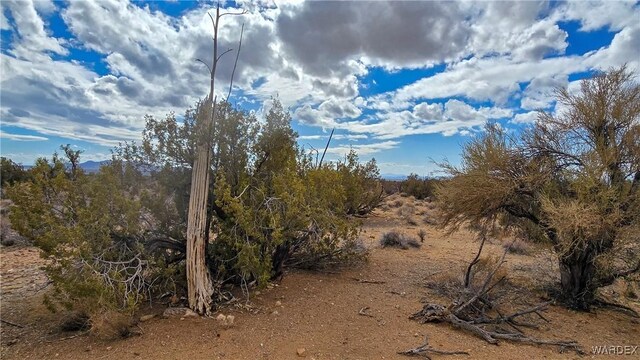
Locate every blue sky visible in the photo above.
<box><xmin>1</xmin><ymin>0</ymin><xmax>639</xmax><ymax>176</ymax></box>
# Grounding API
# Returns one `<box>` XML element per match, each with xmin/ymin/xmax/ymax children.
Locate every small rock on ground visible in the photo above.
<box><xmin>162</xmin><ymin>307</ymin><xmax>198</xmax><ymax>318</ymax></box>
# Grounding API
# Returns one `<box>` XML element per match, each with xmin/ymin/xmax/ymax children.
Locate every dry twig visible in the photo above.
<box><xmin>352</xmin><ymin>278</ymin><xmax>386</xmax><ymax>284</ymax></box>
<box><xmin>358</xmin><ymin>306</ymin><xmax>374</xmax><ymax>318</ymax></box>
<box><xmin>0</xmin><ymin>318</ymin><xmax>24</xmax><ymax>328</ymax></box>
<box><xmin>399</xmin><ymin>336</ymin><xmax>469</xmax><ymax>359</ymax></box>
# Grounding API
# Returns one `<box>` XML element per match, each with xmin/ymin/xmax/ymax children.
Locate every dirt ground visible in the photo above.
<box><xmin>1</xmin><ymin>195</ymin><xmax>638</xmax><ymax>359</ymax></box>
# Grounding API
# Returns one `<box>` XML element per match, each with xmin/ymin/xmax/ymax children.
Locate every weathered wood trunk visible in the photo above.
<box><xmin>186</xmin><ymin>102</ymin><xmax>215</xmax><ymax>315</ymax></box>
<box><xmin>558</xmin><ymin>246</ymin><xmax>597</xmax><ymax>311</ymax></box>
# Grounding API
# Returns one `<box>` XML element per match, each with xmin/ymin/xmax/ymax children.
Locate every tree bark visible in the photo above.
<box><xmin>186</xmin><ymin>112</ymin><xmax>215</xmax><ymax>315</ymax></box>
<box><xmin>558</xmin><ymin>246</ymin><xmax>597</xmax><ymax>311</ymax></box>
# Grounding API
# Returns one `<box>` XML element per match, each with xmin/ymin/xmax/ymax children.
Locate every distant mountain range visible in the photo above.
<box><xmin>380</xmin><ymin>174</ymin><xmax>408</xmax><ymax>181</ymax></box>
<box><xmin>22</xmin><ymin>160</ymin><xmax>110</xmax><ymax>173</ymax></box>
<box><xmin>77</xmin><ymin>160</ymin><xmax>110</xmax><ymax>172</ymax></box>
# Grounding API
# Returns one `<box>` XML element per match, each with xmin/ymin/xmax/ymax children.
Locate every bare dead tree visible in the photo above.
<box><xmin>188</xmin><ymin>3</ymin><xmax>246</xmax><ymax>315</ymax></box>
<box><xmin>406</xmin><ymin>239</ymin><xmax>583</xmax><ymax>356</ymax></box>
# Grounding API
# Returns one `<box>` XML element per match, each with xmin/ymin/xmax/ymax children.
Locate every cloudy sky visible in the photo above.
<box><xmin>1</xmin><ymin>0</ymin><xmax>639</xmax><ymax>176</ymax></box>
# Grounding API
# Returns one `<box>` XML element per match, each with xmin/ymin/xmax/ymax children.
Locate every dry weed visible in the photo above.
<box><xmin>89</xmin><ymin>310</ymin><xmax>135</xmax><ymax>340</ymax></box>
<box><xmin>380</xmin><ymin>231</ymin><xmax>421</xmax><ymax>250</ymax></box>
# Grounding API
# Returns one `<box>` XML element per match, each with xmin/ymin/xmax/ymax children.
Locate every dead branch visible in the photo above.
<box><xmin>399</xmin><ymin>336</ymin><xmax>469</xmax><ymax>359</ymax></box>
<box><xmin>226</xmin><ymin>22</ymin><xmax>244</xmax><ymax>101</ymax></box>
<box><xmin>44</xmin><ymin>331</ymin><xmax>89</xmax><ymax>343</ymax></box>
<box><xmin>352</xmin><ymin>277</ymin><xmax>386</xmax><ymax>284</ymax></box>
<box><xmin>318</xmin><ymin>128</ymin><xmax>335</xmax><ymax>168</ymax></box>
<box><xmin>409</xmin><ymin>238</ymin><xmax>582</xmax><ymax>355</ymax></box>
<box><xmin>195</xmin><ymin>58</ymin><xmax>212</xmax><ymax>75</ymax></box>
<box><xmin>216</xmin><ymin>48</ymin><xmax>234</xmax><ymax>63</ymax></box>
<box><xmin>593</xmin><ymin>299</ymin><xmax>640</xmax><ymax>318</ymax></box>
<box><xmin>0</xmin><ymin>318</ymin><xmax>24</xmax><ymax>328</ymax></box>
<box><xmin>463</xmin><ymin>234</ymin><xmax>486</xmax><ymax>288</ymax></box>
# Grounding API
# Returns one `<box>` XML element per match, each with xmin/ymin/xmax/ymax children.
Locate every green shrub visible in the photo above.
<box><xmin>399</xmin><ymin>174</ymin><xmax>440</xmax><ymax>199</ymax></box>
<box><xmin>7</xmin><ymin>149</ymin><xmax>152</xmax><ymax>328</ymax></box>
<box><xmin>0</xmin><ymin>157</ymin><xmax>31</xmax><ymax>188</ymax></box>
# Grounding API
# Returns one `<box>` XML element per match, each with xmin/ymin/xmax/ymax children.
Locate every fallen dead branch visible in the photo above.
<box><xmin>352</xmin><ymin>277</ymin><xmax>386</xmax><ymax>284</ymax></box>
<box><xmin>399</xmin><ymin>336</ymin><xmax>469</xmax><ymax>359</ymax></box>
<box><xmin>410</xmin><ymin>235</ymin><xmax>583</xmax><ymax>355</ymax></box>
<box><xmin>44</xmin><ymin>331</ymin><xmax>89</xmax><ymax>343</ymax></box>
<box><xmin>593</xmin><ymin>299</ymin><xmax>639</xmax><ymax>318</ymax></box>
<box><xmin>0</xmin><ymin>318</ymin><xmax>24</xmax><ymax>328</ymax></box>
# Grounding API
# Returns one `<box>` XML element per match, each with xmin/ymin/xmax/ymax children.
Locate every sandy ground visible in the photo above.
<box><xmin>1</xmin><ymin>195</ymin><xmax>638</xmax><ymax>359</ymax></box>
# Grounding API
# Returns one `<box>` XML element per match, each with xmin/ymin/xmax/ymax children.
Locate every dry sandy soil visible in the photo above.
<box><xmin>1</xmin><ymin>195</ymin><xmax>638</xmax><ymax>359</ymax></box>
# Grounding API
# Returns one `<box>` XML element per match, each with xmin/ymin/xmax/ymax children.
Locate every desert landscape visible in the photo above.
<box><xmin>1</xmin><ymin>194</ymin><xmax>638</xmax><ymax>359</ymax></box>
<box><xmin>1</xmin><ymin>1</ymin><xmax>639</xmax><ymax>359</ymax></box>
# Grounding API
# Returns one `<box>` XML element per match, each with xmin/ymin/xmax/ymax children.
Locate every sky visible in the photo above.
<box><xmin>0</xmin><ymin>0</ymin><xmax>639</xmax><ymax>176</ymax></box>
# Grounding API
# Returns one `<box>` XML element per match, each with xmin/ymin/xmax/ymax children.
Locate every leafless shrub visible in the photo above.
<box><xmin>380</xmin><ymin>231</ymin><xmax>421</xmax><ymax>250</ymax></box>
<box><xmin>289</xmin><ymin>237</ymin><xmax>369</xmax><ymax>271</ymax></box>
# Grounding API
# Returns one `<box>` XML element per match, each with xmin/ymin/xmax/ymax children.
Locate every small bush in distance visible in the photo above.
<box><xmin>380</xmin><ymin>231</ymin><xmax>421</xmax><ymax>250</ymax></box>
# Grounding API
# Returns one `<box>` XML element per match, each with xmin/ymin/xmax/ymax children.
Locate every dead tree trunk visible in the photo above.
<box><xmin>186</xmin><ymin>4</ymin><xmax>245</xmax><ymax>315</ymax></box>
<box><xmin>186</xmin><ymin>97</ymin><xmax>215</xmax><ymax>314</ymax></box>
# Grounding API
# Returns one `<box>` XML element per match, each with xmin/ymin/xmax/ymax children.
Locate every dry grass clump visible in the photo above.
<box><xmin>58</xmin><ymin>309</ymin><xmax>136</xmax><ymax>340</ymax></box>
<box><xmin>89</xmin><ymin>310</ymin><xmax>136</xmax><ymax>340</ymax></box>
<box><xmin>59</xmin><ymin>311</ymin><xmax>91</xmax><ymax>332</ymax></box>
<box><xmin>397</xmin><ymin>203</ymin><xmax>415</xmax><ymax>218</ymax></box>
<box><xmin>424</xmin><ymin>201</ymin><xmax>437</xmax><ymax>210</ymax></box>
<box><xmin>380</xmin><ymin>231</ymin><xmax>421</xmax><ymax>250</ymax></box>
<box><xmin>422</xmin><ymin>216</ymin><xmax>439</xmax><ymax>226</ymax></box>
<box><xmin>424</xmin><ymin>271</ymin><xmax>463</xmax><ymax>300</ymax></box>
<box><xmin>503</xmin><ymin>241</ymin><xmax>532</xmax><ymax>255</ymax></box>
